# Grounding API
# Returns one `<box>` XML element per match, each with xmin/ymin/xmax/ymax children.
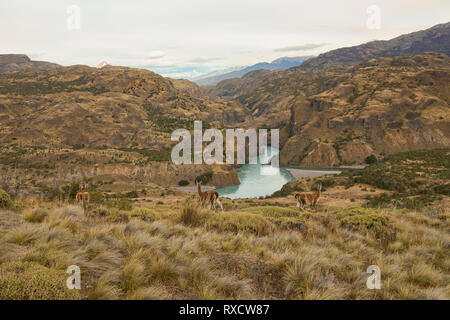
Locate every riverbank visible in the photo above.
<box><xmin>173</xmin><ymin>185</ymin><xmax>216</xmax><ymax>193</ymax></box>
<box><xmin>285</xmin><ymin>168</ymin><xmax>342</xmax><ymax>179</ymax></box>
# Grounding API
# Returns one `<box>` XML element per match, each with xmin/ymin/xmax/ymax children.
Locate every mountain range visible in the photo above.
<box><xmin>192</xmin><ymin>56</ymin><xmax>312</xmax><ymax>85</ymax></box>
<box><xmin>298</xmin><ymin>21</ymin><xmax>450</xmax><ymax>70</ymax></box>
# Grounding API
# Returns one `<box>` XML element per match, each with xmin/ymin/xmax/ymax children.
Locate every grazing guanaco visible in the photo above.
<box><xmin>197</xmin><ymin>182</ymin><xmax>223</xmax><ymax>212</ymax></box>
<box><xmin>294</xmin><ymin>182</ymin><xmax>322</xmax><ymax>209</ymax></box>
<box><xmin>76</xmin><ymin>183</ymin><xmax>90</xmax><ymax>215</ymax></box>
<box><xmin>76</xmin><ymin>185</ymin><xmax>83</xmax><ymax>204</ymax></box>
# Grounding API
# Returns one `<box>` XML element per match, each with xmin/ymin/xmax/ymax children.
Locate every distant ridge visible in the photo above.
<box><xmin>193</xmin><ymin>56</ymin><xmax>313</xmax><ymax>85</ymax></box>
<box><xmin>0</xmin><ymin>54</ymin><xmax>60</xmax><ymax>73</ymax></box>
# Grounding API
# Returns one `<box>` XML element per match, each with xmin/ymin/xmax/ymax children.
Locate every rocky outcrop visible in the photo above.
<box><xmin>276</xmin><ymin>53</ymin><xmax>450</xmax><ymax>166</ymax></box>
<box><xmin>63</xmin><ymin>162</ymin><xmax>239</xmax><ymax>187</ymax></box>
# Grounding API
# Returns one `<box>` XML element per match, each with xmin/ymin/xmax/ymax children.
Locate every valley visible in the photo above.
<box><xmin>0</xmin><ymin>20</ymin><xmax>449</xmax><ymax>301</ymax></box>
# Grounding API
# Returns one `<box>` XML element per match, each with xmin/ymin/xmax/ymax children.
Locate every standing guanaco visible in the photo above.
<box><xmin>197</xmin><ymin>182</ymin><xmax>223</xmax><ymax>212</ymax></box>
<box><xmin>76</xmin><ymin>183</ymin><xmax>90</xmax><ymax>215</ymax></box>
<box><xmin>76</xmin><ymin>185</ymin><xmax>83</xmax><ymax>204</ymax></box>
<box><xmin>294</xmin><ymin>182</ymin><xmax>322</xmax><ymax>209</ymax></box>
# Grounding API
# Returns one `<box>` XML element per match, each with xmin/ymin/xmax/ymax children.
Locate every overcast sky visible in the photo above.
<box><xmin>1</xmin><ymin>0</ymin><xmax>448</xmax><ymax>78</ymax></box>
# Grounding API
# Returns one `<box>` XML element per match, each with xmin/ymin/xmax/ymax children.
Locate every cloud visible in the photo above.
<box><xmin>27</xmin><ymin>52</ymin><xmax>46</xmax><ymax>60</ymax></box>
<box><xmin>139</xmin><ymin>64</ymin><xmax>215</xmax><ymax>79</ymax></box>
<box><xmin>146</xmin><ymin>51</ymin><xmax>166</xmax><ymax>60</ymax></box>
<box><xmin>273</xmin><ymin>43</ymin><xmax>328</xmax><ymax>52</ymax></box>
<box><xmin>188</xmin><ymin>57</ymin><xmax>222</xmax><ymax>63</ymax></box>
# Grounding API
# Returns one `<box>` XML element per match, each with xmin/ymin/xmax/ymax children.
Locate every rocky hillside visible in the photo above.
<box><xmin>281</xmin><ymin>53</ymin><xmax>450</xmax><ymax>166</ymax></box>
<box><xmin>0</xmin><ymin>63</ymin><xmax>247</xmax><ymax>195</ymax></box>
<box><xmin>0</xmin><ymin>54</ymin><xmax>60</xmax><ymax>74</ymax></box>
<box><xmin>0</xmin><ymin>64</ymin><xmax>246</xmax><ymax>150</ymax></box>
<box><xmin>207</xmin><ymin>52</ymin><xmax>449</xmax><ymax>167</ymax></box>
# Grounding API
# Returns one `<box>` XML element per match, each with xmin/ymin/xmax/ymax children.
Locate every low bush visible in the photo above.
<box><xmin>178</xmin><ymin>180</ymin><xmax>189</xmax><ymax>186</ymax></box>
<box><xmin>336</xmin><ymin>207</ymin><xmax>397</xmax><ymax>242</ymax></box>
<box><xmin>0</xmin><ymin>261</ymin><xmax>80</xmax><ymax>300</ymax></box>
<box><xmin>129</xmin><ymin>207</ymin><xmax>162</xmax><ymax>222</ymax></box>
<box><xmin>0</xmin><ymin>188</ymin><xmax>13</xmax><ymax>209</ymax></box>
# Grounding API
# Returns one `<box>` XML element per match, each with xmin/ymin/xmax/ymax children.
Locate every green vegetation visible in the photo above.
<box><xmin>206</xmin><ymin>212</ymin><xmax>274</xmax><ymax>236</ymax></box>
<box><xmin>335</xmin><ymin>207</ymin><xmax>397</xmax><ymax>242</ymax></box>
<box><xmin>0</xmin><ymin>262</ymin><xmax>80</xmax><ymax>300</ymax></box>
<box><xmin>178</xmin><ymin>180</ymin><xmax>189</xmax><ymax>186</ymax></box>
<box><xmin>343</xmin><ymin>149</ymin><xmax>450</xmax><ymax>208</ymax></box>
<box><xmin>0</xmin><ymin>78</ymin><xmax>109</xmax><ymax>96</ymax></box>
<box><xmin>195</xmin><ymin>172</ymin><xmax>213</xmax><ymax>184</ymax></box>
<box><xmin>143</xmin><ymin>103</ymin><xmax>211</xmax><ymax>133</ymax></box>
<box><xmin>365</xmin><ymin>155</ymin><xmax>378</xmax><ymax>164</ymax></box>
<box><xmin>119</xmin><ymin>147</ymin><xmax>171</xmax><ymax>162</ymax></box>
<box><xmin>0</xmin><ymin>189</ymin><xmax>13</xmax><ymax>209</ymax></box>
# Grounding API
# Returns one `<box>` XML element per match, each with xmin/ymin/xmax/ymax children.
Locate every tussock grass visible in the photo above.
<box><xmin>129</xmin><ymin>207</ymin><xmax>163</xmax><ymax>222</ymax></box>
<box><xmin>0</xmin><ymin>199</ymin><xmax>448</xmax><ymax>300</ymax></box>
<box><xmin>127</xmin><ymin>285</ymin><xmax>171</xmax><ymax>300</ymax></box>
<box><xmin>206</xmin><ymin>212</ymin><xmax>274</xmax><ymax>236</ymax></box>
<box><xmin>180</xmin><ymin>201</ymin><xmax>208</xmax><ymax>226</ymax></box>
<box><xmin>23</xmin><ymin>208</ymin><xmax>48</xmax><ymax>223</ymax></box>
<box><xmin>5</xmin><ymin>224</ymin><xmax>42</xmax><ymax>245</ymax></box>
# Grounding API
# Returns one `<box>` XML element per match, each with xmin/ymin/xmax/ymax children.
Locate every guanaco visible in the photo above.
<box><xmin>76</xmin><ymin>185</ymin><xmax>83</xmax><ymax>204</ymax></box>
<box><xmin>76</xmin><ymin>183</ymin><xmax>90</xmax><ymax>214</ymax></box>
<box><xmin>197</xmin><ymin>182</ymin><xmax>223</xmax><ymax>212</ymax></box>
<box><xmin>294</xmin><ymin>182</ymin><xmax>322</xmax><ymax>209</ymax></box>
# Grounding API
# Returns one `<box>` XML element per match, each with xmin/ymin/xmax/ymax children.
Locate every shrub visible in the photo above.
<box><xmin>0</xmin><ymin>188</ymin><xmax>13</xmax><ymax>209</ymax></box>
<box><xmin>366</xmin><ymin>193</ymin><xmax>392</xmax><ymax>208</ymax></box>
<box><xmin>106</xmin><ymin>209</ymin><xmax>130</xmax><ymax>223</ymax></box>
<box><xmin>336</xmin><ymin>207</ymin><xmax>397</xmax><ymax>242</ymax></box>
<box><xmin>61</xmin><ymin>183</ymin><xmax>80</xmax><ymax>201</ymax></box>
<box><xmin>178</xmin><ymin>180</ymin><xmax>189</xmax><ymax>186</ymax></box>
<box><xmin>105</xmin><ymin>198</ymin><xmax>132</xmax><ymax>210</ymax></box>
<box><xmin>129</xmin><ymin>207</ymin><xmax>162</xmax><ymax>222</ymax></box>
<box><xmin>92</xmin><ymin>206</ymin><xmax>109</xmax><ymax>217</ymax></box>
<box><xmin>124</xmin><ymin>191</ymin><xmax>139</xmax><ymax>198</ymax></box>
<box><xmin>90</xmin><ymin>190</ymin><xmax>104</xmax><ymax>203</ymax></box>
<box><xmin>195</xmin><ymin>172</ymin><xmax>213</xmax><ymax>184</ymax></box>
<box><xmin>0</xmin><ymin>261</ymin><xmax>80</xmax><ymax>300</ymax></box>
<box><xmin>364</xmin><ymin>155</ymin><xmax>378</xmax><ymax>164</ymax></box>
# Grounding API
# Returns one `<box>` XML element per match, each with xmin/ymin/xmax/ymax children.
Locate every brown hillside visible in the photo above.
<box><xmin>0</xmin><ymin>64</ymin><xmax>246</xmax><ymax>150</ymax></box>
<box><xmin>207</xmin><ymin>53</ymin><xmax>450</xmax><ymax>166</ymax></box>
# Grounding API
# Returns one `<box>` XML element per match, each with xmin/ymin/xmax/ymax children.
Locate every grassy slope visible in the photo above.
<box><xmin>0</xmin><ymin>199</ymin><xmax>448</xmax><ymax>300</ymax></box>
<box><xmin>0</xmin><ymin>148</ymin><xmax>449</xmax><ymax>300</ymax></box>
<box><xmin>276</xmin><ymin>148</ymin><xmax>450</xmax><ymax>210</ymax></box>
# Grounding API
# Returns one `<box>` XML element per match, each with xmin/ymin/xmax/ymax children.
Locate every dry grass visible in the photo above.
<box><xmin>0</xmin><ymin>198</ymin><xmax>448</xmax><ymax>300</ymax></box>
